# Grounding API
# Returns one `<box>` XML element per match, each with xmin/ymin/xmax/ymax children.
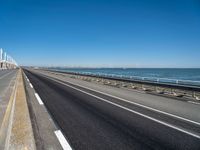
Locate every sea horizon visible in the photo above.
<box><xmin>46</xmin><ymin>67</ymin><xmax>200</xmax><ymax>82</ymax></box>
<box><xmin>43</xmin><ymin>66</ymin><xmax>200</xmax><ymax>69</ymax></box>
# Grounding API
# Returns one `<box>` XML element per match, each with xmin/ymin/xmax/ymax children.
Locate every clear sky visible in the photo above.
<box><xmin>0</xmin><ymin>0</ymin><xmax>200</xmax><ymax>67</ymax></box>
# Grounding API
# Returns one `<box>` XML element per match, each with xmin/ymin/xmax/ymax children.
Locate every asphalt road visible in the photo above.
<box><xmin>0</xmin><ymin>69</ymin><xmax>18</xmax><ymax>130</ymax></box>
<box><xmin>0</xmin><ymin>69</ymin><xmax>17</xmax><ymax>96</ymax></box>
<box><xmin>0</xmin><ymin>69</ymin><xmax>18</xmax><ymax>102</ymax></box>
<box><xmin>24</xmin><ymin>69</ymin><xmax>200</xmax><ymax>150</ymax></box>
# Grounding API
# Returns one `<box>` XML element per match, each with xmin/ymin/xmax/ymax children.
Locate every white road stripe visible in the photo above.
<box><xmin>27</xmin><ymin>78</ymin><xmax>30</xmax><ymax>82</ymax></box>
<box><xmin>54</xmin><ymin>130</ymin><xmax>72</xmax><ymax>150</ymax></box>
<box><xmin>35</xmin><ymin>93</ymin><xmax>44</xmax><ymax>105</ymax></box>
<box><xmin>57</xmin><ymin>78</ymin><xmax>200</xmax><ymax>126</ymax></box>
<box><xmin>29</xmin><ymin>83</ymin><xmax>33</xmax><ymax>88</ymax></box>
<box><xmin>52</xmin><ymin>78</ymin><xmax>200</xmax><ymax>139</ymax></box>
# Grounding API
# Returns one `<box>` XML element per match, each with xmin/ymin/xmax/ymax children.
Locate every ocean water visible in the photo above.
<box><xmin>49</xmin><ymin>68</ymin><xmax>200</xmax><ymax>82</ymax></box>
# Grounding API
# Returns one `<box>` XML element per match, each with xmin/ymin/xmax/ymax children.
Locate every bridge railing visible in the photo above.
<box><xmin>64</xmin><ymin>71</ymin><xmax>200</xmax><ymax>88</ymax></box>
<box><xmin>0</xmin><ymin>48</ymin><xmax>18</xmax><ymax>70</ymax></box>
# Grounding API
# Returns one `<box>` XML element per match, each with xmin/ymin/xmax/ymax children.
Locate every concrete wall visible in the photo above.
<box><xmin>0</xmin><ymin>61</ymin><xmax>17</xmax><ymax>70</ymax></box>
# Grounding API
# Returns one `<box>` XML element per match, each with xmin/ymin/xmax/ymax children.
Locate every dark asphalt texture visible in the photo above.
<box><xmin>24</xmin><ymin>69</ymin><xmax>200</xmax><ymax>150</ymax></box>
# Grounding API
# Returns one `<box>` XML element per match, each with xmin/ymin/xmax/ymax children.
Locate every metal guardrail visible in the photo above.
<box><xmin>52</xmin><ymin>70</ymin><xmax>200</xmax><ymax>89</ymax></box>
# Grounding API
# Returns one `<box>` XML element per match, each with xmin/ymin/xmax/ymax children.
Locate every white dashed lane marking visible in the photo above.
<box><xmin>54</xmin><ymin>130</ymin><xmax>72</xmax><ymax>150</ymax></box>
<box><xmin>35</xmin><ymin>93</ymin><xmax>44</xmax><ymax>105</ymax></box>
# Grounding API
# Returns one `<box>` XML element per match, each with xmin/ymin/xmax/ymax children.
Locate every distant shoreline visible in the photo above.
<box><xmin>42</xmin><ymin>67</ymin><xmax>200</xmax><ymax>69</ymax></box>
<box><xmin>42</xmin><ymin>67</ymin><xmax>200</xmax><ymax>82</ymax></box>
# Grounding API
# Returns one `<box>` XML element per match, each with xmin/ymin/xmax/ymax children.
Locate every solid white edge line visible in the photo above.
<box><xmin>35</xmin><ymin>93</ymin><xmax>44</xmax><ymax>105</ymax></box>
<box><xmin>29</xmin><ymin>83</ymin><xmax>33</xmax><ymax>88</ymax></box>
<box><xmin>54</xmin><ymin>130</ymin><xmax>72</xmax><ymax>150</ymax></box>
<box><xmin>52</xmin><ymin>78</ymin><xmax>200</xmax><ymax>139</ymax></box>
<box><xmin>58</xmin><ymin>78</ymin><xmax>200</xmax><ymax>126</ymax></box>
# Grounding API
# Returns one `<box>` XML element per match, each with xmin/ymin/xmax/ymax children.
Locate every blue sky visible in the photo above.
<box><xmin>0</xmin><ymin>0</ymin><xmax>200</xmax><ymax>67</ymax></box>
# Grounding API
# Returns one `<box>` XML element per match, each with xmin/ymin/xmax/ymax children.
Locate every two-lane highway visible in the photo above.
<box><xmin>24</xmin><ymin>69</ymin><xmax>200</xmax><ymax>150</ymax></box>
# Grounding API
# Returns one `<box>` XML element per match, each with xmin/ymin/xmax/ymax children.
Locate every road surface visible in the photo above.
<box><xmin>0</xmin><ymin>69</ymin><xmax>18</xmax><ymax>125</ymax></box>
<box><xmin>24</xmin><ymin>69</ymin><xmax>200</xmax><ymax>150</ymax></box>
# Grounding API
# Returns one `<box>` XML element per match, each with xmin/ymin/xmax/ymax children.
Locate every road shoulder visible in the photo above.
<box><xmin>23</xmin><ymin>71</ymin><xmax>63</xmax><ymax>150</ymax></box>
